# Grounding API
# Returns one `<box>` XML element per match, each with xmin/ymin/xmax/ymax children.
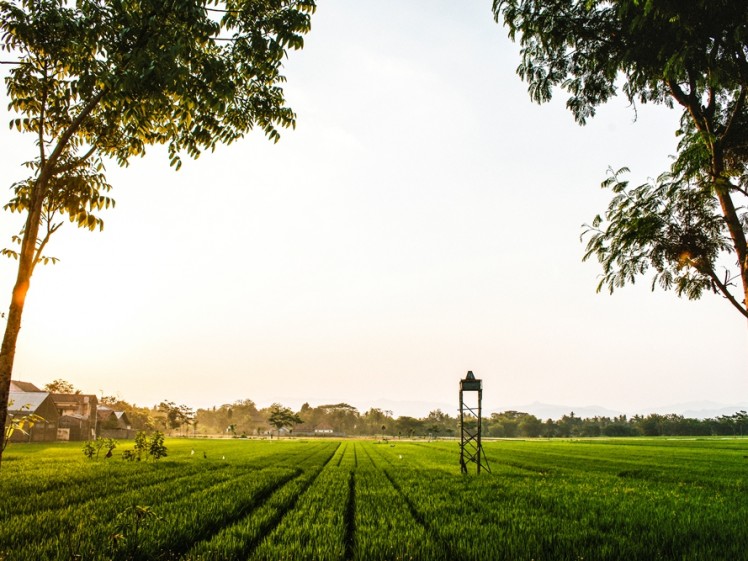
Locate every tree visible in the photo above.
<box><xmin>394</xmin><ymin>415</ymin><xmax>423</xmax><ymax>438</ymax></box>
<box><xmin>82</xmin><ymin>437</ymin><xmax>116</xmax><ymax>460</ymax></box>
<box><xmin>178</xmin><ymin>404</ymin><xmax>196</xmax><ymax>435</ymax></box>
<box><xmin>360</xmin><ymin>407</ymin><xmax>391</xmax><ymax>435</ymax></box>
<box><xmin>424</xmin><ymin>408</ymin><xmax>455</xmax><ymax>437</ymax></box>
<box><xmin>148</xmin><ymin>431</ymin><xmax>167</xmax><ymax>460</ymax></box>
<box><xmin>316</xmin><ymin>403</ymin><xmax>359</xmax><ymax>434</ymax></box>
<box><xmin>733</xmin><ymin>410</ymin><xmax>748</xmax><ymax>436</ymax></box>
<box><xmin>99</xmin><ymin>394</ymin><xmax>118</xmax><ymax>406</ymax></box>
<box><xmin>487</xmin><ymin>410</ymin><xmax>543</xmax><ymax>437</ymax></box>
<box><xmin>157</xmin><ymin>401</ymin><xmax>180</xmax><ymax>432</ymax></box>
<box><xmin>157</xmin><ymin>401</ymin><xmax>194</xmax><ymax>434</ymax></box>
<box><xmin>493</xmin><ymin>0</ymin><xmax>748</xmax><ymax>320</ymax></box>
<box><xmin>196</xmin><ymin>399</ymin><xmax>260</xmax><ymax>435</ymax></box>
<box><xmin>43</xmin><ymin>378</ymin><xmax>79</xmax><ymax>394</ymax></box>
<box><xmin>266</xmin><ymin>403</ymin><xmax>302</xmax><ymax>437</ymax></box>
<box><xmin>98</xmin><ymin>395</ymin><xmax>154</xmax><ymax>430</ymax></box>
<box><xmin>557</xmin><ymin>411</ymin><xmax>583</xmax><ymax>438</ymax></box>
<box><xmin>125</xmin><ymin>430</ymin><xmax>167</xmax><ymax>461</ymax></box>
<box><xmin>518</xmin><ymin>414</ymin><xmax>543</xmax><ymax>437</ymax></box>
<box><xmin>0</xmin><ymin>0</ymin><xmax>316</xmax><ymax>468</ymax></box>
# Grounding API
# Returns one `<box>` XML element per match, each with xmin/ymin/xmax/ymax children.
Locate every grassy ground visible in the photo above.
<box><xmin>1</xmin><ymin>437</ymin><xmax>746</xmax><ymax>560</ymax></box>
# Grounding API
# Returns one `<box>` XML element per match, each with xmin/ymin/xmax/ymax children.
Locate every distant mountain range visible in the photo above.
<box><xmin>644</xmin><ymin>401</ymin><xmax>748</xmax><ymax>419</ymax></box>
<box><xmin>494</xmin><ymin>401</ymin><xmax>748</xmax><ymax>420</ymax></box>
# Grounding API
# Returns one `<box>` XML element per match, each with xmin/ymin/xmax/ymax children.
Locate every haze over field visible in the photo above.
<box><xmin>1</xmin><ymin>0</ymin><xmax>746</xmax><ymax>418</ymax></box>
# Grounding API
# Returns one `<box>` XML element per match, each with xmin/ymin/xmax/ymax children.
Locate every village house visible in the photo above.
<box><xmin>294</xmin><ymin>422</ymin><xmax>336</xmax><ymax>437</ymax></box>
<box><xmin>51</xmin><ymin>393</ymin><xmax>98</xmax><ymax>441</ymax></box>
<box><xmin>314</xmin><ymin>423</ymin><xmax>335</xmax><ymax>436</ymax></box>
<box><xmin>97</xmin><ymin>406</ymin><xmax>135</xmax><ymax>439</ymax></box>
<box><xmin>9</xmin><ymin>380</ymin><xmax>42</xmax><ymax>392</ymax></box>
<box><xmin>7</xmin><ymin>391</ymin><xmax>60</xmax><ymax>443</ymax></box>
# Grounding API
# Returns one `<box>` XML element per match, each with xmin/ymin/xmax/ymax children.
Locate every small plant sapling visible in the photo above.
<box><xmin>111</xmin><ymin>504</ymin><xmax>160</xmax><ymax>560</ymax></box>
<box><xmin>3</xmin><ymin>402</ymin><xmax>44</xmax><ymax>451</ymax></box>
<box><xmin>148</xmin><ymin>432</ymin><xmax>167</xmax><ymax>460</ymax></box>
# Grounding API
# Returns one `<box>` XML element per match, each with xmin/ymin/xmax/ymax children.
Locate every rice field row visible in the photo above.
<box><xmin>1</xmin><ymin>437</ymin><xmax>747</xmax><ymax>560</ymax></box>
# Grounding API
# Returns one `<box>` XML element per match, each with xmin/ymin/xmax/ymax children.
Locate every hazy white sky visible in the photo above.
<box><xmin>2</xmin><ymin>1</ymin><xmax>747</xmax><ymax>418</ymax></box>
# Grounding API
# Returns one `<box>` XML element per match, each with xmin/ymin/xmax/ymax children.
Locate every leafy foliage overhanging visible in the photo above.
<box><xmin>1</xmin><ymin>0</ymin><xmax>315</xmax><ymax>240</ymax></box>
<box><xmin>0</xmin><ymin>0</ymin><xmax>316</xmax><ymax>469</ymax></box>
<box><xmin>494</xmin><ymin>0</ymin><xmax>748</xmax><ymax>318</ymax></box>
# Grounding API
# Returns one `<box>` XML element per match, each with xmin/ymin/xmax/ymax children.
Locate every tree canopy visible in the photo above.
<box><xmin>157</xmin><ymin>401</ymin><xmax>195</xmax><ymax>434</ymax></box>
<box><xmin>266</xmin><ymin>403</ymin><xmax>302</xmax><ymax>435</ymax></box>
<box><xmin>0</xmin><ymin>0</ymin><xmax>316</xmax><ymax>469</ymax></box>
<box><xmin>43</xmin><ymin>378</ymin><xmax>79</xmax><ymax>394</ymax></box>
<box><xmin>493</xmin><ymin>0</ymin><xmax>748</xmax><ymax>319</ymax></box>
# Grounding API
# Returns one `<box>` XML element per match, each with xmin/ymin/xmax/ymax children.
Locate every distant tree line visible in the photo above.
<box><xmin>194</xmin><ymin>402</ymin><xmax>459</xmax><ymax>438</ymax></box>
<box><xmin>37</xmin><ymin>381</ymin><xmax>748</xmax><ymax>439</ymax></box>
<box><xmin>194</xmin><ymin>403</ymin><xmax>748</xmax><ymax>439</ymax></box>
<box><xmin>487</xmin><ymin>411</ymin><xmax>748</xmax><ymax>438</ymax></box>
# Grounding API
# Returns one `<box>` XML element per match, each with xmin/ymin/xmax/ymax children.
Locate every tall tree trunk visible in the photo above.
<box><xmin>710</xmin><ymin>141</ymin><xmax>748</xmax><ymax>317</ymax></box>
<box><xmin>0</xmin><ymin>84</ymin><xmax>104</xmax><ymax>470</ymax></box>
<box><xmin>713</xmin><ymin>185</ymin><xmax>748</xmax><ymax>313</ymax></box>
<box><xmin>0</xmin><ymin>278</ymin><xmax>32</xmax><ymax>468</ymax></box>
<box><xmin>0</xmin><ymin>196</ymin><xmax>44</xmax><ymax>470</ymax></box>
<box><xmin>671</xmin><ymin>79</ymin><xmax>748</xmax><ymax>317</ymax></box>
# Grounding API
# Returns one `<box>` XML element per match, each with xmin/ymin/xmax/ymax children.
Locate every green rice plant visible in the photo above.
<box><xmin>119</xmin><ymin>467</ymin><xmax>301</xmax><ymax>559</ymax></box>
<box><xmin>2</xmin><ymin>437</ymin><xmax>747</xmax><ymax>560</ymax></box>
<box><xmin>353</xmin><ymin>445</ymin><xmax>446</xmax><ymax>561</ymax></box>
<box><xmin>183</xmin><ymin>468</ymin><xmax>314</xmax><ymax>561</ymax></box>
<box><xmin>3</xmin><ymin>439</ymin><xmax>340</xmax><ymax>560</ymax></box>
<box><xmin>0</xmin><ymin>460</ymin><xmax>224</xmax><ymax>520</ymax></box>
<box><xmin>337</xmin><ymin>442</ymin><xmax>358</xmax><ymax>470</ymax></box>
<box><xmin>185</xmin><ymin>442</ymin><xmax>341</xmax><ymax>560</ymax></box>
<box><xmin>378</xmin><ymin>439</ymin><xmax>748</xmax><ymax>560</ymax></box>
<box><xmin>248</xmin><ymin>465</ymin><xmax>348</xmax><ymax>560</ymax></box>
<box><xmin>2</xmin><ymin>465</ymin><xmax>244</xmax><ymax>559</ymax></box>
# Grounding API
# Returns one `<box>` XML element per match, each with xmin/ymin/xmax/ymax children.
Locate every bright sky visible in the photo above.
<box><xmin>2</xmin><ymin>0</ymin><xmax>747</xmax><ymax>418</ymax></box>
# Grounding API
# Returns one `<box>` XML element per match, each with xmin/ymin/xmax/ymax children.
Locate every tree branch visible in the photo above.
<box><xmin>721</xmin><ymin>85</ymin><xmax>747</xmax><ymax>143</ymax></box>
<box><xmin>704</xmin><ymin>84</ymin><xmax>715</xmax><ymax>124</ymax></box>
<box><xmin>53</xmin><ymin>145</ymin><xmax>97</xmax><ymax>175</ymax></box>
<box><xmin>38</xmin><ymin>61</ymin><xmax>48</xmax><ymax>170</ymax></box>
<box><xmin>20</xmin><ymin>87</ymin><xmax>107</xmax><ymax>271</ymax></box>
<box><xmin>732</xmin><ymin>183</ymin><xmax>748</xmax><ymax>198</ymax></box>
<box><xmin>704</xmin><ymin>267</ymin><xmax>748</xmax><ymax>319</ymax></box>
<box><xmin>33</xmin><ymin>220</ymin><xmax>63</xmax><ymax>269</ymax></box>
<box><xmin>668</xmin><ymin>78</ymin><xmax>707</xmax><ymax>132</ymax></box>
<box><xmin>667</xmin><ymin>79</ymin><xmax>689</xmax><ymax>107</ymax></box>
<box><xmin>40</xmin><ymin>89</ymin><xmax>107</xmax><ymax>183</ymax></box>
